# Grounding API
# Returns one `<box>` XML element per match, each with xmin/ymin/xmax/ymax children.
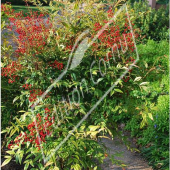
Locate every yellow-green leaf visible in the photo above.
<box><xmin>148</xmin><ymin>113</ymin><xmax>153</xmax><ymax>120</ymax></box>
<box><xmin>53</xmin><ymin>167</ymin><xmax>59</xmax><ymax>170</ymax></box>
<box><xmin>114</xmin><ymin>89</ymin><xmax>123</xmax><ymax>93</ymax></box>
<box><xmin>134</xmin><ymin>77</ymin><xmax>142</xmax><ymax>82</ymax></box>
<box><xmin>1</xmin><ymin>157</ymin><xmax>12</xmax><ymax>167</ymax></box>
<box><xmin>13</xmin><ymin>96</ymin><xmax>19</xmax><ymax>103</ymax></box>
<box><xmin>6</xmin><ymin>150</ymin><xmax>15</xmax><ymax>155</ymax></box>
<box><xmin>45</xmin><ymin>160</ymin><xmax>54</xmax><ymax>167</ymax></box>
<box><xmin>18</xmin><ymin>110</ymin><xmax>26</xmax><ymax>113</ymax></box>
<box><xmin>88</xmin><ymin>125</ymin><xmax>100</xmax><ymax>132</ymax></box>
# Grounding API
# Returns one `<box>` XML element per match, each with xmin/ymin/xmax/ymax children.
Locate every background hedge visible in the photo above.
<box><xmin>1</xmin><ymin>0</ymin><xmax>50</xmax><ymax>6</ymax></box>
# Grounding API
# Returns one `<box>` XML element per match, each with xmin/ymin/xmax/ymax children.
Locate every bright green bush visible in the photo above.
<box><xmin>140</xmin><ymin>94</ymin><xmax>169</xmax><ymax>170</ymax></box>
<box><xmin>128</xmin><ymin>0</ymin><xmax>169</xmax><ymax>41</ymax></box>
<box><xmin>124</xmin><ymin>40</ymin><xmax>169</xmax><ymax>169</ymax></box>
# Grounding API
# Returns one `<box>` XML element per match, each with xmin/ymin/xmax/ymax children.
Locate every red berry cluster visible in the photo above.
<box><xmin>8</xmin><ymin>11</ymin><xmax>53</xmax><ymax>55</ymax></box>
<box><xmin>28</xmin><ymin>89</ymin><xmax>50</xmax><ymax>103</ymax></box>
<box><xmin>123</xmin><ymin>76</ymin><xmax>130</xmax><ymax>82</ymax></box>
<box><xmin>3</xmin><ymin>6</ymin><xmax>65</xmax><ymax>85</ymax></box>
<box><xmin>45</xmin><ymin>107</ymin><xmax>50</xmax><ymax>113</ymax></box>
<box><xmin>93</xmin><ymin>23</ymin><xmax>135</xmax><ymax>52</ymax></box>
<box><xmin>66</xmin><ymin>45</ymin><xmax>73</xmax><ymax>51</ymax></box>
<box><xmin>48</xmin><ymin>60</ymin><xmax>64</xmax><ymax>70</ymax></box>
<box><xmin>122</xmin><ymin>57</ymin><xmax>135</xmax><ymax>82</ymax></box>
<box><xmin>107</xmin><ymin>7</ymin><xmax>114</xmax><ymax>18</ymax></box>
<box><xmin>1</xmin><ymin>3</ymin><xmax>14</xmax><ymax>17</ymax></box>
<box><xmin>1</xmin><ymin>61</ymin><xmax>22</xmax><ymax>84</ymax></box>
<box><xmin>27</xmin><ymin>113</ymin><xmax>54</xmax><ymax>149</ymax></box>
<box><xmin>8</xmin><ymin>109</ymin><xmax>55</xmax><ymax>150</ymax></box>
<box><xmin>93</xmin><ymin>22</ymin><xmax>102</xmax><ymax>32</ymax></box>
<box><xmin>29</xmin><ymin>89</ymin><xmax>43</xmax><ymax>102</ymax></box>
<box><xmin>92</xmin><ymin>10</ymin><xmax>137</xmax><ymax>55</ymax></box>
<box><xmin>8</xmin><ymin>132</ymin><xmax>32</xmax><ymax>149</ymax></box>
<box><xmin>22</xmin><ymin>84</ymin><xmax>32</xmax><ymax>89</ymax></box>
<box><xmin>125</xmin><ymin>56</ymin><xmax>135</xmax><ymax>64</ymax></box>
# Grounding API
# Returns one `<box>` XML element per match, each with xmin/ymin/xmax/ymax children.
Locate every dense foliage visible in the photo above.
<box><xmin>129</xmin><ymin>0</ymin><xmax>169</xmax><ymax>41</ymax></box>
<box><xmin>124</xmin><ymin>40</ymin><xmax>169</xmax><ymax>169</ymax></box>
<box><xmin>1</xmin><ymin>0</ymin><xmax>50</xmax><ymax>6</ymax></box>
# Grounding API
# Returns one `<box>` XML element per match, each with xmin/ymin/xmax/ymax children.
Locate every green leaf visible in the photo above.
<box><xmin>71</xmin><ymin>164</ymin><xmax>81</xmax><ymax>170</ymax></box>
<box><xmin>29</xmin><ymin>159</ymin><xmax>34</xmax><ymax>167</ymax></box>
<box><xmin>6</xmin><ymin>150</ymin><xmax>15</xmax><ymax>155</ymax></box>
<box><xmin>140</xmin><ymin>82</ymin><xmax>149</xmax><ymax>86</ymax></box>
<box><xmin>70</xmin><ymin>23</ymin><xmax>77</xmax><ymax>33</ymax></box>
<box><xmin>61</xmin><ymin>22</ymin><xmax>69</xmax><ymax>28</ymax></box>
<box><xmin>1</xmin><ymin>130</ymin><xmax>7</xmax><ymax>134</ymax></box>
<box><xmin>16</xmin><ymin>118</ymin><xmax>22</xmax><ymax>125</ymax></box>
<box><xmin>98</xmin><ymin>136</ymin><xmax>111</xmax><ymax>139</ymax></box>
<box><xmin>37</xmin><ymin>163</ymin><xmax>44</xmax><ymax>169</ymax></box>
<box><xmin>24</xmin><ymin>162</ymin><xmax>29</xmax><ymax>170</ymax></box>
<box><xmin>67</xmin><ymin>158</ymin><xmax>73</xmax><ymax>165</ymax></box>
<box><xmin>97</xmin><ymin>78</ymin><xmax>103</xmax><ymax>83</ymax></box>
<box><xmin>88</xmin><ymin>125</ymin><xmax>100</xmax><ymax>131</ymax></box>
<box><xmin>13</xmin><ymin>96</ymin><xmax>19</xmax><ymax>103</ymax></box>
<box><xmin>92</xmin><ymin>70</ymin><xmax>98</xmax><ymax>75</ymax></box>
<box><xmin>148</xmin><ymin>113</ymin><xmax>153</xmax><ymax>120</ymax></box>
<box><xmin>21</xmin><ymin>112</ymin><xmax>30</xmax><ymax>121</ymax></box>
<box><xmin>114</xmin><ymin>89</ymin><xmax>123</xmax><ymax>93</ymax></box>
<box><xmin>72</xmin><ymin>141</ymin><xmax>78</xmax><ymax>149</ymax></box>
<box><xmin>10</xmin><ymin>128</ymin><xmax>17</xmax><ymax>137</ymax></box>
<box><xmin>33</xmin><ymin>154</ymin><xmax>41</xmax><ymax>162</ymax></box>
<box><xmin>74</xmin><ymin>3</ymin><xmax>79</xmax><ymax>10</ymax></box>
<box><xmin>144</xmin><ymin>62</ymin><xmax>148</xmax><ymax>68</ymax></box>
<box><xmin>45</xmin><ymin>160</ymin><xmax>54</xmax><ymax>167</ymax></box>
<box><xmin>26</xmin><ymin>154</ymin><xmax>32</xmax><ymax>160</ymax></box>
<box><xmin>1</xmin><ymin>157</ymin><xmax>12</xmax><ymax>167</ymax></box>
<box><xmin>18</xmin><ymin>110</ymin><xmax>26</xmax><ymax>113</ymax></box>
<box><xmin>110</xmin><ymin>90</ymin><xmax>115</xmax><ymax>96</ymax></box>
<box><xmin>4</xmin><ymin>155</ymin><xmax>12</xmax><ymax>159</ymax></box>
<box><xmin>16</xmin><ymin>150</ymin><xmax>24</xmax><ymax>164</ymax></box>
<box><xmin>134</xmin><ymin>77</ymin><xmax>142</xmax><ymax>82</ymax></box>
<box><xmin>27</xmin><ymin>142</ymin><xmax>30</xmax><ymax>148</ymax></box>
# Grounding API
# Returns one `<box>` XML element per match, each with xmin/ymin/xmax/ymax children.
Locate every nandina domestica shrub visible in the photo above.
<box><xmin>8</xmin><ymin>11</ymin><xmax>53</xmax><ymax>55</ymax></box>
<box><xmin>2</xmin><ymin>1</ymin><xmax>141</xmax><ymax>169</ymax></box>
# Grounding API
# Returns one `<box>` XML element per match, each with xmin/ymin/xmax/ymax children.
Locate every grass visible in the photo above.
<box><xmin>12</xmin><ymin>5</ymin><xmax>51</xmax><ymax>16</ymax></box>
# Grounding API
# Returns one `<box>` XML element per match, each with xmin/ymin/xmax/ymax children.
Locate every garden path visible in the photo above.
<box><xmin>100</xmin><ymin>131</ymin><xmax>152</xmax><ymax>170</ymax></box>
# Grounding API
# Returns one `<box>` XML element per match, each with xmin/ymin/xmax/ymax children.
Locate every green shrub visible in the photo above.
<box><xmin>128</xmin><ymin>0</ymin><xmax>169</xmax><ymax>41</ymax></box>
<box><xmin>1</xmin><ymin>0</ymin><xmax>50</xmax><ymax>6</ymax></box>
<box><xmin>124</xmin><ymin>40</ymin><xmax>169</xmax><ymax>169</ymax></box>
<box><xmin>1</xmin><ymin>1</ymin><xmax>139</xmax><ymax>169</ymax></box>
